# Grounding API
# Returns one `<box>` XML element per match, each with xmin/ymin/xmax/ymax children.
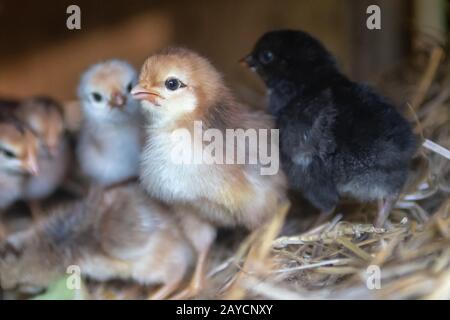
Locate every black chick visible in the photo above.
<box><xmin>243</xmin><ymin>30</ymin><xmax>417</xmax><ymax>226</ymax></box>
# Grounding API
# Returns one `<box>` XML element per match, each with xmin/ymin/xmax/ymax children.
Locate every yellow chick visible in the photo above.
<box><xmin>132</xmin><ymin>47</ymin><xmax>287</xmax><ymax>297</ymax></box>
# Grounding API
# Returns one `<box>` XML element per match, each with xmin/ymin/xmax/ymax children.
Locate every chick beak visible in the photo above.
<box><xmin>109</xmin><ymin>92</ymin><xmax>127</xmax><ymax>109</ymax></box>
<box><xmin>239</xmin><ymin>55</ymin><xmax>256</xmax><ymax>70</ymax></box>
<box><xmin>22</xmin><ymin>157</ymin><xmax>39</xmax><ymax>176</ymax></box>
<box><xmin>131</xmin><ymin>84</ymin><xmax>162</xmax><ymax>105</ymax></box>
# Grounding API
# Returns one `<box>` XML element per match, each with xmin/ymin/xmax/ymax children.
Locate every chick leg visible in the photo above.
<box><xmin>171</xmin><ymin>249</ymin><xmax>209</xmax><ymax>300</ymax></box>
<box><xmin>313</xmin><ymin>208</ymin><xmax>336</xmax><ymax>227</ymax></box>
<box><xmin>376</xmin><ymin>194</ymin><xmax>399</xmax><ymax>227</ymax></box>
<box><xmin>149</xmin><ymin>280</ymin><xmax>183</xmax><ymax>300</ymax></box>
<box><xmin>148</xmin><ymin>259</ymin><xmax>188</xmax><ymax>300</ymax></box>
<box><xmin>171</xmin><ymin>208</ymin><xmax>216</xmax><ymax>299</ymax></box>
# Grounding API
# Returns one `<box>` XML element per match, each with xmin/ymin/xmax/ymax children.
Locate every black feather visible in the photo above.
<box><xmin>247</xmin><ymin>30</ymin><xmax>417</xmax><ymax>213</ymax></box>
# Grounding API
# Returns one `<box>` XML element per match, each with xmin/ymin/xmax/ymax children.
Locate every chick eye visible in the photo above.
<box><xmin>91</xmin><ymin>92</ymin><xmax>103</xmax><ymax>102</ymax></box>
<box><xmin>165</xmin><ymin>78</ymin><xmax>186</xmax><ymax>91</ymax></box>
<box><xmin>1</xmin><ymin>148</ymin><xmax>16</xmax><ymax>159</ymax></box>
<box><xmin>260</xmin><ymin>50</ymin><xmax>274</xmax><ymax>64</ymax></box>
<box><xmin>126</xmin><ymin>82</ymin><xmax>133</xmax><ymax>93</ymax></box>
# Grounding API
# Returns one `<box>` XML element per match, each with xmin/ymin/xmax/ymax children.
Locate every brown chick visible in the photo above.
<box><xmin>0</xmin><ymin>114</ymin><xmax>40</xmax><ymax>212</ymax></box>
<box><xmin>132</xmin><ymin>47</ymin><xmax>287</xmax><ymax>297</ymax></box>
<box><xmin>0</xmin><ymin>183</ymin><xmax>193</xmax><ymax>299</ymax></box>
<box><xmin>15</xmin><ymin>96</ymin><xmax>70</xmax><ymax>218</ymax></box>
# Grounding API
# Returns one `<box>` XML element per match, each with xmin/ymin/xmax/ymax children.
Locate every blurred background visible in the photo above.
<box><xmin>0</xmin><ymin>0</ymin><xmax>448</xmax><ymax>103</ymax></box>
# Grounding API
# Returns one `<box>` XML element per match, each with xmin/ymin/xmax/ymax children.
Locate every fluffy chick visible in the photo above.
<box><xmin>16</xmin><ymin>97</ymin><xmax>70</xmax><ymax>209</ymax></box>
<box><xmin>77</xmin><ymin>60</ymin><xmax>143</xmax><ymax>186</ymax></box>
<box><xmin>0</xmin><ymin>183</ymin><xmax>193</xmax><ymax>299</ymax></box>
<box><xmin>0</xmin><ymin>115</ymin><xmax>39</xmax><ymax>211</ymax></box>
<box><xmin>244</xmin><ymin>30</ymin><xmax>417</xmax><ymax>226</ymax></box>
<box><xmin>132</xmin><ymin>47</ymin><xmax>286</xmax><ymax>296</ymax></box>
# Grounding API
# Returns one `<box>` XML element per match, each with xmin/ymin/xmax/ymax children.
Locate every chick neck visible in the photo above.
<box><xmin>267</xmin><ymin>67</ymin><xmax>347</xmax><ymax>116</ymax></box>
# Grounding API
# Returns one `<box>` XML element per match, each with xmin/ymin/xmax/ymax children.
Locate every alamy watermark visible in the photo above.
<box><xmin>66</xmin><ymin>5</ymin><xmax>81</xmax><ymax>30</ymax></box>
<box><xmin>169</xmin><ymin>121</ymin><xmax>280</xmax><ymax>176</ymax></box>
<box><xmin>66</xmin><ymin>265</ymin><xmax>82</xmax><ymax>290</ymax></box>
<box><xmin>65</xmin><ymin>4</ymin><xmax>380</xmax><ymax>31</ymax></box>
<box><xmin>366</xmin><ymin>265</ymin><xmax>381</xmax><ymax>290</ymax></box>
<box><xmin>366</xmin><ymin>5</ymin><xmax>381</xmax><ymax>30</ymax></box>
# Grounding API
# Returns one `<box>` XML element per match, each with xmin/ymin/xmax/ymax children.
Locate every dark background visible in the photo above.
<box><xmin>0</xmin><ymin>0</ymin><xmax>446</xmax><ymax>102</ymax></box>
